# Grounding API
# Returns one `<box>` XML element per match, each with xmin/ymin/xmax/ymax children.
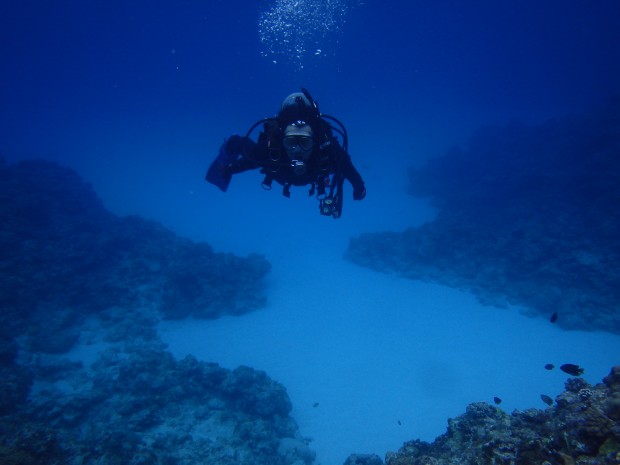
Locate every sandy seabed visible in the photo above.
<box><xmin>158</xmin><ymin>179</ymin><xmax>620</xmax><ymax>465</ymax></box>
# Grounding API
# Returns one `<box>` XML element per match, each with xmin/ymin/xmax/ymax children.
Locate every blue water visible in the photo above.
<box><xmin>2</xmin><ymin>1</ymin><xmax>620</xmax><ymax>464</ymax></box>
<box><xmin>3</xmin><ymin>1</ymin><xmax>619</xmax><ymax>209</ymax></box>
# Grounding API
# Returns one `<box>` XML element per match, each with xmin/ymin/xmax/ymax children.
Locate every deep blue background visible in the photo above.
<box><xmin>1</xmin><ymin>0</ymin><xmax>619</xmax><ymax>233</ymax></box>
<box><xmin>2</xmin><ymin>3</ymin><xmax>620</xmax><ymax>461</ymax></box>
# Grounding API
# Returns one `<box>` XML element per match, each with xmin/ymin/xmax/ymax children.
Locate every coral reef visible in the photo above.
<box><xmin>0</xmin><ymin>336</ymin><xmax>313</xmax><ymax>464</ymax></box>
<box><xmin>0</xmin><ymin>335</ymin><xmax>32</xmax><ymax>416</ymax></box>
<box><xmin>346</xmin><ymin>99</ymin><xmax>620</xmax><ymax>334</ymax></box>
<box><xmin>344</xmin><ymin>453</ymin><xmax>384</xmax><ymax>465</ymax></box>
<box><xmin>0</xmin><ymin>158</ymin><xmax>312</xmax><ymax>464</ymax></box>
<box><xmin>0</xmin><ymin>158</ymin><xmax>271</xmax><ymax>350</ymax></box>
<box><xmin>3</xmin><ymin>154</ymin><xmax>617</xmax><ymax>465</ymax></box>
<box><xmin>379</xmin><ymin>367</ymin><xmax>620</xmax><ymax>465</ymax></box>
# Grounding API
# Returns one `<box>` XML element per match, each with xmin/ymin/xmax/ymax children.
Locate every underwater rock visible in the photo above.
<box><xmin>603</xmin><ymin>366</ymin><xmax>620</xmax><ymax>389</ymax></box>
<box><xmin>0</xmin><ymin>332</ymin><xmax>33</xmax><ymax>417</ymax></box>
<box><xmin>603</xmin><ymin>367</ymin><xmax>620</xmax><ymax>421</ymax></box>
<box><xmin>380</xmin><ymin>367</ymin><xmax>620</xmax><ymax>465</ymax></box>
<box><xmin>278</xmin><ymin>437</ymin><xmax>316</xmax><ymax>465</ymax></box>
<box><xmin>0</xmin><ymin>421</ymin><xmax>64</xmax><ymax>465</ymax></box>
<box><xmin>0</xmin><ymin>158</ymin><xmax>309</xmax><ymax>464</ymax></box>
<box><xmin>25</xmin><ymin>307</ymin><xmax>82</xmax><ymax>354</ymax></box>
<box><xmin>0</xmin><ymin>362</ymin><xmax>32</xmax><ymax>416</ymax></box>
<box><xmin>0</xmin><ymin>158</ymin><xmax>271</xmax><ymax>352</ymax></box>
<box><xmin>0</xmin><ymin>335</ymin><xmax>18</xmax><ymax>365</ymax></box>
<box><xmin>2</xmin><ymin>342</ymin><xmax>309</xmax><ymax>465</ymax></box>
<box><xmin>346</xmin><ymin>99</ymin><xmax>620</xmax><ymax>335</ymax></box>
<box><xmin>221</xmin><ymin>365</ymin><xmax>293</xmax><ymax>419</ymax></box>
<box><xmin>343</xmin><ymin>453</ymin><xmax>384</xmax><ymax>465</ymax></box>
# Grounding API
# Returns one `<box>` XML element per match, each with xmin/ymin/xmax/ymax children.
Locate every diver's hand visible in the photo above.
<box><xmin>353</xmin><ymin>185</ymin><xmax>366</xmax><ymax>200</ymax></box>
<box><xmin>206</xmin><ymin>143</ymin><xmax>234</xmax><ymax>192</ymax></box>
<box><xmin>224</xmin><ymin>134</ymin><xmax>245</xmax><ymax>155</ymax></box>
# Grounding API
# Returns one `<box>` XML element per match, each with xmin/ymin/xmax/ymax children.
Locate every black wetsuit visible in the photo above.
<box><xmin>206</xmin><ymin>113</ymin><xmax>366</xmax><ymax>217</ymax></box>
<box><xmin>223</xmin><ymin>118</ymin><xmax>365</xmax><ymax>195</ymax></box>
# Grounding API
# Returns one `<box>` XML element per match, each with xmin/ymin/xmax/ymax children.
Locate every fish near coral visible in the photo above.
<box><xmin>560</xmin><ymin>364</ymin><xmax>584</xmax><ymax>376</ymax></box>
<box><xmin>540</xmin><ymin>394</ymin><xmax>553</xmax><ymax>406</ymax></box>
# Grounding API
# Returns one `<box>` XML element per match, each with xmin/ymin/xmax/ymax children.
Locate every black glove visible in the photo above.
<box><xmin>224</xmin><ymin>134</ymin><xmax>245</xmax><ymax>155</ymax></box>
<box><xmin>205</xmin><ymin>142</ymin><xmax>234</xmax><ymax>192</ymax></box>
<box><xmin>353</xmin><ymin>185</ymin><xmax>366</xmax><ymax>200</ymax></box>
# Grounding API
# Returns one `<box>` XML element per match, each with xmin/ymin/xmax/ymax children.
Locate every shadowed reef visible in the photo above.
<box><xmin>0</xmin><ymin>158</ymin><xmax>313</xmax><ymax>465</ymax></box>
<box><xmin>1</xmin><ymin>150</ymin><xmax>618</xmax><ymax>464</ymax></box>
<box><xmin>347</xmin><ymin>99</ymin><xmax>620</xmax><ymax>334</ymax></box>
<box><xmin>0</xmin><ymin>158</ymin><xmax>271</xmax><ymax>342</ymax></box>
<box><xmin>347</xmin><ymin>367</ymin><xmax>620</xmax><ymax>465</ymax></box>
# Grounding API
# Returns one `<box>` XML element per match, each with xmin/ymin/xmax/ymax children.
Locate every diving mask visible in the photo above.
<box><xmin>283</xmin><ymin>135</ymin><xmax>314</xmax><ymax>152</ymax></box>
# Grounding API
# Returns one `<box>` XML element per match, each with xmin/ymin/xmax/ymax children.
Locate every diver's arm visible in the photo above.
<box><xmin>338</xmin><ymin>150</ymin><xmax>366</xmax><ymax>200</ymax></box>
<box><xmin>205</xmin><ymin>135</ymin><xmax>260</xmax><ymax>191</ymax></box>
<box><xmin>224</xmin><ymin>135</ymin><xmax>261</xmax><ymax>173</ymax></box>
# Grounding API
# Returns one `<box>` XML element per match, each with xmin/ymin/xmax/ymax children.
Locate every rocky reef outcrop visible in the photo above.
<box><xmin>346</xmin><ymin>99</ymin><xmax>620</xmax><ymax>334</ymax></box>
<box><xmin>0</xmin><ymin>157</ymin><xmax>313</xmax><ymax>464</ymax></box>
<box><xmin>0</xmin><ymin>331</ymin><xmax>313</xmax><ymax>465</ymax></box>
<box><xmin>0</xmin><ymin>158</ymin><xmax>271</xmax><ymax>350</ymax></box>
<box><xmin>377</xmin><ymin>367</ymin><xmax>620</xmax><ymax>465</ymax></box>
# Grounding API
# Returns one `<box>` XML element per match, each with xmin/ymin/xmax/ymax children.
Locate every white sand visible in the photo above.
<box><xmin>158</xmin><ymin>170</ymin><xmax>620</xmax><ymax>465</ymax></box>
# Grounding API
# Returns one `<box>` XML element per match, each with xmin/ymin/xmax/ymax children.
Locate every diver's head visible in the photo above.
<box><xmin>283</xmin><ymin>121</ymin><xmax>314</xmax><ymax>158</ymax></box>
<box><xmin>283</xmin><ymin>121</ymin><xmax>314</xmax><ymax>174</ymax></box>
<box><xmin>281</xmin><ymin>92</ymin><xmax>312</xmax><ymax>111</ymax></box>
<box><xmin>279</xmin><ymin>92</ymin><xmax>315</xmax><ymax>126</ymax></box>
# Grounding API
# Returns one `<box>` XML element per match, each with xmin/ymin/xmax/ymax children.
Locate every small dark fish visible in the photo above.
<box><xmin>550</xmin><ymin>312</ymin><xmax>558</xmax><ymax>323</ymax></box>
<box><xmin>493</xmin><ymin>396</ymin><xmax>502</xmax><ymax>405</ymax></box>
<box><xmin>540</xmin><ymin>394</ymin><xmax>553</xmax><ymax>406</ymax></box>
<box><xmin>560</xmin><ymin>364</ymin><xmax>584</xmax><ymax>376</ymax></box>
<box><xmin>397</xmin><ymin>420</ymin><xmax>402</xmax><ymax>426</ymax></box>
<box><xmin>312</xmin><ymin>402</ymin><xmax>319</xmax><ymax>408</ymax></box>
<box><xmin>544</xmin><ymin>364</ymin><xmax>554</xmax><ymax>370</ymax></box>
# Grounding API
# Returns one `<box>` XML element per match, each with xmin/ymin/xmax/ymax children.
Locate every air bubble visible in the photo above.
<box><xmin>258</xmin><ymin>0</ymin><xmax>358</xmax><ymax>69</ymax></box>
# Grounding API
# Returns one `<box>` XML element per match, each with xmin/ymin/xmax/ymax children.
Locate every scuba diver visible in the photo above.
<box><xmin>205</xmin><ymin>89</ymin><xmax>366</xmax><ymax>218</ymax></box>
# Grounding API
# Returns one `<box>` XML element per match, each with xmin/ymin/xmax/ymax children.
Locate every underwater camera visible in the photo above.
<box><xmin>319</xmin><ymin>197</ymin><xmax>336</xmax><ymax>216</ymax></box>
